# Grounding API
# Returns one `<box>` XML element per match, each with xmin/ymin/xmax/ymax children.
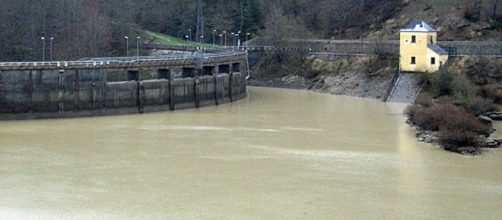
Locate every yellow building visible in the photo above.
<box><xmin>400</xmin><ymin>20</ymin><xmax>449</xmax><ymax>73</ymax></box>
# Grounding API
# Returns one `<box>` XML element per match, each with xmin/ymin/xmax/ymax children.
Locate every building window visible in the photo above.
<box><xmin>411</xmin><ymin>57</ymin><xmax>416</xmax><ymax>64</ymax></box>
<box><xmin>431</xmin><ymin>57</ymin><xmax>436</xmax><ymax>65</ymax></box>
<box><xmin>411</xmin><ymin>35</ymin><xmax>416</xmax><ymax>43</ymax></box>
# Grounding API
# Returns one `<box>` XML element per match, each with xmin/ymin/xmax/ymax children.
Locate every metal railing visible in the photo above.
<box><xmin>0</xmin><ymin>49</ymin><xmax>247</xmax><ymax>70</ymax></box>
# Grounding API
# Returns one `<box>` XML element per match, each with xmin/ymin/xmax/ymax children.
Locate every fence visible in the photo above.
<box><xmin>246</xmin><ymin>38</ymin><xmax>502</xmax><ymax>57</ymax></box>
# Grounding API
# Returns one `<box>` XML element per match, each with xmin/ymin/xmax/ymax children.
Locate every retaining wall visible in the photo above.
<box><xmin>0</xmin><ymin>59</ymin><xmax>247</xmax><ymax>120</ymax></box>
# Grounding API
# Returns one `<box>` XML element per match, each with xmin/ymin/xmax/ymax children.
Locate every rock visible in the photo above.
<box><xmin>478</xmin><ymin>115</ymin><xmax>493</xmax><ymax>124</ymax></box>
<box><xmin>385</xmin><ymin>19</ymin><xmax>396</xmax><ymax>25</ymax></box>
<box><xmin>456</xmin><ymin>20</ymin><xmax>470</xmax><ymax>29</ymax></box>
<box><xmin>487</xmin><ymin>112</ymin><xmax>502</xmax><ymax>121</ymax></box>
<box><xmin>416</xmin><ymin>130</ymin><xmax>437</xmax><ymax>143</ymax></box>
<box><xmin>457</xmin><ymin>147</ymin><xmax>481</xmax><ymax>156</ymax></box>
<box><xmin>483</xmin><ymin>138</ymin><xmax>502</xmax><ymax>148</ymax></box>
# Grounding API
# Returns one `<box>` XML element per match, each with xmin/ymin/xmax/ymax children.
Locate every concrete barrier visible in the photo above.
<box><xmin>0</xmin><ymin>54</ymin><xmax>248</xmax><ymax>119</ymax></box>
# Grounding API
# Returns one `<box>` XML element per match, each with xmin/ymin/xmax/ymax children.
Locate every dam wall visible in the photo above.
<box><xmin>0</xmin><ymin>52</ymin><xmax>248</xmax><ymax>119</ymax></box>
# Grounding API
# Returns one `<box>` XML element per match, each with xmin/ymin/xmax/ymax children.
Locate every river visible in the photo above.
<box><xmin>0</xmin><ymin>87</ymin><xmax>500</xmax><ymax>219</ymax></box>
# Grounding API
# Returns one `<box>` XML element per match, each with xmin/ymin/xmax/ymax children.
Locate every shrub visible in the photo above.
<box><xmin>466</xmin><ymin>57</ymin><xmax>502</xmax><ymax>82</ymax></box>
<box><xmin>427</xmin><ymin>68</ymin><xmax>473</xmax><ymax>100</ymax></box>
<box><xmin>479</xmin><ymin>84</ymin><xmax>502</xmax><ymax>104</ymax></box>
<box><xmin>438</xmin><ymin>130</ymin><xmax>481</xmax><ymax>150</ymax></box>
<box><xmin>440</xmin><ymin>107</ymin><xmax>492</xmax><ymax>136</ymax></box>
<box><xmin>406</xmin><ymin>104</ymin><xmax>454</xmax><ymax>131</ymax></box>
<box><xmin>463</xmin><ymin>0</ymin><xmax>481</xmax><ymax>22</ymax></box>
<box><xmin>414</xmin><ymin>93</ymin><xmax>433</xmax><ymax>107</ymax></box>
<box><xmin>406</xmin><ymin>103</ymin><xmax>490</xmax><ymax>134</ymax></box>
<box><xmin>461</xmin><ymin>97</ymin><xmax>499</xmax><ymax>116</ymax></box>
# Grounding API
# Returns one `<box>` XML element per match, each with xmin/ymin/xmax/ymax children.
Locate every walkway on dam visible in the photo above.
<box><xmin>386</xmin><ymin>73</ymin><xmax>422</xmax><ymax>103</ymax></box>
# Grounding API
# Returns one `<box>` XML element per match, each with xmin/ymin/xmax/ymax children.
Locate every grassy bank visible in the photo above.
<box><xmin>145</xmin><ymin>31</ymin><xmax>215</xmax><ymax>48</ymax></box>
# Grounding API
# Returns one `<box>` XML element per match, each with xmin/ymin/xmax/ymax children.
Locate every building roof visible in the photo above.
<box><xmin>401</xmin><ymin>19</ymin><xmax>435</xmax><ymax>32</ymax></box>
<box><xmin>428</xmin><ymin>44</ymin><xmax>448</xmax><ymax>55</ymax></box>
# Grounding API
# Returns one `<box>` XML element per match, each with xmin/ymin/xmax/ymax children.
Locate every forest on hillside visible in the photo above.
<box><xmin>0</xmin><ymin>0</ymin><xmax>500</xmax><ymax>61</ymax></box>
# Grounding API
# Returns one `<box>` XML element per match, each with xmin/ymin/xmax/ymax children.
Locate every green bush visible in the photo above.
<box><xmin>427</xmin><ymin>68</ymin><xmax>473</xmax><ymax>101</ymax></box>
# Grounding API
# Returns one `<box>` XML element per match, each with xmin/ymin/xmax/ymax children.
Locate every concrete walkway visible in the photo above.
<box><xmin>386</xmin><ymin>73</ymin><xmax>422</xmax><ymax>103</ymax></box>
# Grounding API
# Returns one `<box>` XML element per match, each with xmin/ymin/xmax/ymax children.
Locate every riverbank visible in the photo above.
<box><xmin>405</xmin><ymin>57</ymin><xmax>502</xmax><ymax>156</ymax></box>
<box><xmin>249</xmin><ymin>56</ymin><xmax>393</xmax><ymax>100</ymax></box>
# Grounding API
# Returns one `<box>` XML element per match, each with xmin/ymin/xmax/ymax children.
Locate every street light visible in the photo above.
<box><xmin>223</xmin><ymin>31</ymin><xmax>227</xmax><ymax>46</ymax></box>
<box><xmin>236</xmin><ymin>32</ymin><xmax>240</xmax><ymax>48</ymax></box>
<box><xmin>231</xmin><ymin>32</ymin><xmax>235</xmax><ymax>48</ymax></box>
<box><xmin>124</xmin><ymin>36</ymin><xmax>129</xmax><ymax>56</ymax></box>
<box><xmin>136</xmin><ymin>36</ymin><xmax>141</xmax><ymax>57</ymax></box>
<box><xmin>185</xmin><ymin>35</ymin><xmax>189</xmax><ymax>47</ymax></box>
<box><xmin>200</xmin><ymin>35</ymin><xmax>204</xmax><ymax>50</ymax></box>
<box><xmin>219</xmin><ymin>34</ymin><xmax>223</xmax><ymax>45</ymax></box>
<box><xmin>213</xmin><ymin>29</ymin><xmax>217</xmax><ymax>46</ymax></box>
<box><xmin>245</xmin><ymin>33</ymin><xmax>251</xmax><ymax>50</ymax></box>
<box><xmin>188</xmin><ymin>29</ymin><xmax>192</xmax><ymax>41</ymax></box>
<box><xmin>41</xmin><ymin>37</ymin><xmax>46</xmax><ymax>62</ymax></box>
<box><xmin>50</xmin><ymin>37</ymin><xmax>54</xmax><ymax>61</ymax></box>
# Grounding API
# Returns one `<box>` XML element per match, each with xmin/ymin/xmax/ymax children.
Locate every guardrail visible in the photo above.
<box><xmin>0</xmin><ymin>49</ymin><xmax>247</xmax><ymax>70</ymax></box>
<box><xmin>245</xmin><ymin>38</ymin><xmax>502</xmax><ymax>56</ymax></box>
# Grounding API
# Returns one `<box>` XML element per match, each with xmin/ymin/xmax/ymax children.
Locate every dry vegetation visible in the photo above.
<box><xmin>406</xmin><ymin>57</ymin><xmax>502</xmax><ymax>155</ymax></box>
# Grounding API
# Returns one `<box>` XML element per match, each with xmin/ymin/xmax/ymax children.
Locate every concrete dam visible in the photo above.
<box><xmin>0</xmin><ymin>47</ymin><xmax>248</xmax><ymax>119</ymax></box>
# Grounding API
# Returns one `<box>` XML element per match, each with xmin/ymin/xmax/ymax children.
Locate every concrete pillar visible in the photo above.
<box><xmin>229</xmin><ymin>64</ymin><xmax>233</xmax><ymax>102</ymax></box>
<box><xmin>29</xmin><ymin>70</ymin><xmax>34</xmax><ymax>113</ymax></box>
<box><xmin>75</xmin><ymin>69</ymin><xmax>80</xmax><ymax>110</ymax></box>
<box><xmin>169</xmin><ymin>79</ymin><xmax>175</xmax><ymax>111</ymax></box>
<box><xmin>194</xmin><ymin>77</ymin><xmax>200</xmax><ymax>108</ymax></box>
<box><xmin>213</xmin><ymin>65</ymin><xmax>219</xmax><ymax>105</ymax></box>
<box><xmin>58</xmin><ymin>69</ymin><xmax>65</xmax><ymax>114</ymax></box>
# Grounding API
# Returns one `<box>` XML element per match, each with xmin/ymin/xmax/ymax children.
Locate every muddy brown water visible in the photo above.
<box><xmin>0</xmin><ymin>87</ymin><xmax>500</xmax><ymax>219</ymax></box>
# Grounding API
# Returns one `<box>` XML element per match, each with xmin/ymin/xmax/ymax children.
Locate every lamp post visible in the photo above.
<box><xmin>237</xmin><ymin>31</ymin><xmax>241</xmax><ymax>48</ymax></box>
<box><xmin>213</xmin><ymin>29</ymin><xmax>217</xmax><ymax>46</ymax></box>
<box><xmin>185</xmin><ymin>35</ymin><xmax>189</xmax><ymax>48</ymax></box>
<box><xmin>199</xmin><ymin>35</ymin><xmax>205</xmax><ymax>51</ymax></box>
<box><xmin>231</xmin><ymin>32</ymin><xmax>235</xmax><ymax>49</ymax></box>
<box><xmin>50</xmin><ymin>37</ymin><xmax>54</xmax><ymax>61</ymax></box>
<box><xmin>234</xmin><ymin>33</ymin><xmax>239</xmax><ymax>50</ymax></box>
<box><xmin>223</xmin><ymin>31</ymin><xmax>227</xmax><ymax>46</ymax></box>
<box><xmin>124</xmin><ymin>36</ymin><xmax>129</xmax><ymax>56</ymax></box>
<box><xmin>219</xmin><ymin>34</ymin><xmax>223</xmax><ymax>45</ymax></box>
<box><xmin>41</xmin><ymin>37</ymin><xmax>46</xmax><ymax>62</ymax></box>
<box><xmin>188</xmin><ymin>29</ymin><xmax>192</xmax><ymax>41</ymax></box>
<box><xmin>136</xmin><ymin>36</ymin><xmax>141</xmax><ymax>57</ymax></box>
<box><xmin>246</xmin><ymin>33</ymin><xmax>250</xmax><ymax>50</ymax></box>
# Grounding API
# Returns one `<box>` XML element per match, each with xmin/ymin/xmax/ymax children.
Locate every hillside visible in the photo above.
<box><xmin>0</xmin><ymin>0</ymin><xmax>500</xmax><ymax>61</ymax></box>
<box><xmin>367</xmin><ymin>0</ymin><xmax>502</xmax><ymax>40</ymax></box>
